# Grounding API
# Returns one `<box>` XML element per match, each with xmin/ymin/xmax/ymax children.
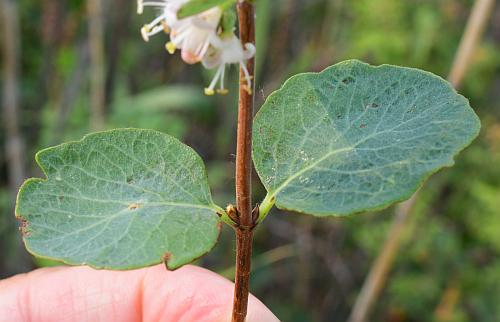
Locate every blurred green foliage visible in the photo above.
<box><xmin>1</xmin><ymin>0</ymin><xmax>499</xmax><ymax>321</ymax></box>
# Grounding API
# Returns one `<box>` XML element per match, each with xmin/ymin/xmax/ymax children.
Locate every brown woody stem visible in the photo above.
<box><xmin>232</xmin><ymin>1</ymin><xmax>256</xmax><ymax>321</ymax></box>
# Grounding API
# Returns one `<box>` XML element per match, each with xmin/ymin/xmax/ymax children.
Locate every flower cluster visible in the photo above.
<box><xmin>138</xmin><ymin>0</ymin><xmax>255</xmax><ymax>95</ymax></box>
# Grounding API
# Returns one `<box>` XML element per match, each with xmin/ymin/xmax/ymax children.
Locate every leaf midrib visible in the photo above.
<box><xmin>266</xmin><ymin>113</ymin><xmax>454</xmax><ymax>200</ymax></box>
<box><xmin>31</xmin><ymin>192</ymin><xmax>220</xmax><ymax>212</ymax></box>
<box><xmin>268</xmin><ymin>146</ymin><xmax>355</xmax><ymax>198</ymax></box>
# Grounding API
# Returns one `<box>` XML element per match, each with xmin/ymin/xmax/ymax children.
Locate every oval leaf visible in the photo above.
<box><xmin>253</xmin><ymin>60</ymin><xmax>480</xmax><ymax>217</ymax></box>
<box><xmin>16</xmin><ymin>129</ymin><xmax>223</xmax><ymax>270</ymax></box>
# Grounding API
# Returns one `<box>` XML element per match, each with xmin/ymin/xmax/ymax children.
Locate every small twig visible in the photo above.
<box><xmin>348</xmin><ymin>1</ymin><xmax>494</xmax><ymax>321</ymax></box>
<box><xmin>232</xmin><ymin>1</ymin><xmax>256</xmax><ymax>321</ymax></box>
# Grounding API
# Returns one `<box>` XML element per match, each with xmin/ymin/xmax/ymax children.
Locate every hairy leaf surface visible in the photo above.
<box><xmin>17</xmin><ymin>129</ymin><xmax>222</xmax><ymax>269</ymax></box>
<box><xmin>253</xmin><ymin>60</ymin><xmax>480</xmax><ymax>217</ymax></box>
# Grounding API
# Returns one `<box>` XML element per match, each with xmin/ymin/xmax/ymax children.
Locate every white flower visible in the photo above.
<box><xmin>137</xmin><ymin>0</ymin><xmax>256</xmax><ymax>95</ymax></box>
<box><xmin>202</xmin><ymin>35</ymin><xmax>255</xmax><ymax>95</ymax></box>
<box><xmin>138</xmin><ymin>0</ymin><xmax>188</xmax><ymax>42</ymax></box>
<box><xmin>138</xmin><ymin>0</ymin><xmax>221</xmax><ymax>65</ymax></box>
<box><xmin>168</xmin><ymin>7</ymin><xmax>222</xmax><ymax>64</ymax></box>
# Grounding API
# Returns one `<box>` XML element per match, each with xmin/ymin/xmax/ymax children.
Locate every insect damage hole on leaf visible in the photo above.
<box><xmin>127</xmin><ymin>203</ymin><xmax>142</xmax><ymax>211</ymax></box>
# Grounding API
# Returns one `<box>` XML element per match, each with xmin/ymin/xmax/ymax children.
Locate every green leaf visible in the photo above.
<box><xmin>177</xmin><ymin>0</ymin><xmax>236</xmax><ymax>19</ymax></box>
<box><xmin>254</xmin><ymin>60</ymin><xmax>480</xmax><ymax>218</ymax></box>
<box><xmin>16</xmin><ymin>129</ymin><xmax>224</xmax><ymax>270</ymax></box>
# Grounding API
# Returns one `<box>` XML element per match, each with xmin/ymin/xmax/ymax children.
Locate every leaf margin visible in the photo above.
<box><xmin>254</xmin><ymin>59</ymin><xmax>481</xmax><ymax>220</ymax></box>
<box><xmin>15</xmin><ymin>128</ymin><xmax>226</xmax><ymax>270</ymax></box>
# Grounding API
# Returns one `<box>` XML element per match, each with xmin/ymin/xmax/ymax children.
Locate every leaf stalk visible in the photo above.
<box><xmin>257</xmin><ymin>193</ymin><xmax>275</xmax><ymax>224</ymax></box>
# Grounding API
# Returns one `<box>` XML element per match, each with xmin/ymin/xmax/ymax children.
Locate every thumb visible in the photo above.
<box><xmin>0</xmin><ymin>264</ymin><xmax>279</xmax><ymax>322</ymax></box>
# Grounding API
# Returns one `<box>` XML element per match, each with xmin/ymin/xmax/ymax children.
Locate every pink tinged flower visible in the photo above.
<box><xmin>138</xmin><ymin>1</ymin><xmax>256</xmax><ymax>95</ymax></box>
<box><xmin>202</xmin><ymin>35</ymin><xmax>255</xmax><ymax>96</ymax></box>
<box><xmin>138</xmin><ymin>0</ymin><xmax>222</xmax><ymax>65</ymax></box>
<box><xmin>168</xmin><ymin>7</ymin><xmax>222</xmax><ymax>64</ymax></box>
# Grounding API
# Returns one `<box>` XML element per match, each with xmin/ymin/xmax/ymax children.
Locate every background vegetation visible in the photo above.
<box><xmin>1</xmin><ymin>0</ymin><xmax>499</xmax><ymax>321</ymax></box>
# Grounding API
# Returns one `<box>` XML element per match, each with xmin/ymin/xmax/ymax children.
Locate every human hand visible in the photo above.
<box><xmin>0</xmin><ymin>264</ymin><xmax>279</xmax><ymax>322</ymax></box>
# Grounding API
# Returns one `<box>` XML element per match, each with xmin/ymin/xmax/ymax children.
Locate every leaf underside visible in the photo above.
<box><xmin>253</xmin><ymin>60</ymin><xmax>480</xmax><ymax>217</ymax></box>
<box><xmin>16</xmin><ymin>129</ymin><xmax>221</xmax><ymax>270</ymax></box>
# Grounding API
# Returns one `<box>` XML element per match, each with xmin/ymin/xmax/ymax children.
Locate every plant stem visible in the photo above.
<box><xmin>232</xmin><ymin>1</ymin><xmax>256</xmax><ymax>321</ymax></box>
<box><xmin>233</xmin><ymin>228</ymin><xmax>254</xmax><ymax>322</ymax></box>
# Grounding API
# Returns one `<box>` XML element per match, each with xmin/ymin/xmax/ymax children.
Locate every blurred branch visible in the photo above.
<box><xmin>105</xmin><ymin>0</ymin><xmax>131</xmax><ymax>107</ymax></box>
<box><xmin>87</xmin><ymin>0</ymin><xmax>106</xmax><ymax>130</ymax></box>
<box><xmin>347</xmin><ymin>195</ymin><xmax>416</xmax><ymax>322</ymax></box>
<box><xmin>433</xmin><ymin>277</ymin><xmax>461</xmax><ymax>322</ymax></box>
<box><xmin>1</xmin><ymin>0</ymin><xmax>26</xmax><ymax>193</ymax></box>
<box><xmin>39</xmin><ymin>1</ymin><xmax>61</xmax><ymax>100</ymax></box>
<box><xmin>448</xmin><ymin>0</ymin><xmax>495</xmax><ymax>88</ymax></box>
<box><xmin>52</xmin><ymin>43</ymin><xmax>90</xmax><ymax>144</ymax></box>
<box><xmin>1</xmin><ymin>0</ymin><xmax>32</xmax><ymax>276</ymax></box>
<box><xmin>348</xmin><ymin>1</ymin><xmax>494</xmax><ymax>321</ymax></box>
<box><xmin>268</xmin><ymin>0</ymin><xmax>294</xmax><ymax>76</ymax></box>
